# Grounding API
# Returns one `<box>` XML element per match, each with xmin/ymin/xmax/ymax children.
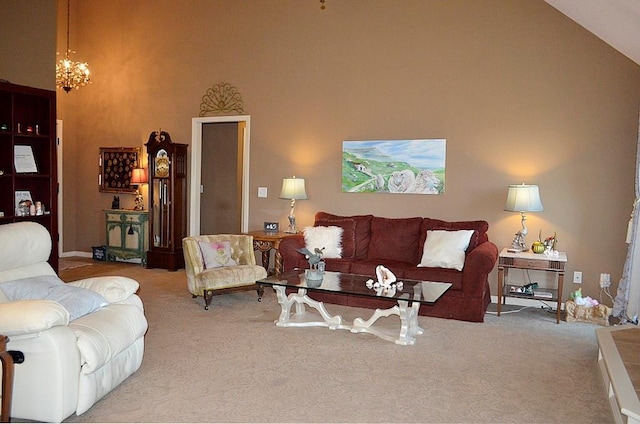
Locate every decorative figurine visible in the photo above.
<box><xmin>111</xmin><ymin>195</ymin><xmax>120</xmax><ymax>209</ymax></box>
<box><xmin>297</xmin><ymin>246</ymin><xmax>325</xmax><ymax>282</ymax></box>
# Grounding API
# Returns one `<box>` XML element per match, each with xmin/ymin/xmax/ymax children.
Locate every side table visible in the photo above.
<box><xmin>497</xmin><ymin>248</ymin><xmax>567</xmax><ymax>323</ymax></box>
<box><xmin>246</xmin><ymin>231</ymin><xmax>295</xmax><ymax>275</ymax></box>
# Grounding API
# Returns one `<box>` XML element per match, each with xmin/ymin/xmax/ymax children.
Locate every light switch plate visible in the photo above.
<box><xmin>258</xmin><ymin>187</ymin><xmax>267</xmax><ymax>198</ymax></box>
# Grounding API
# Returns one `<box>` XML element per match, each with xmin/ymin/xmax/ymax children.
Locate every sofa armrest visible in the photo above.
<box><xmin>461</xmin><ymin>241</ymin><xmax>498</xmax><ymax>297</ymax></box>
<box><xmin>67</xmin><ymin>276</ymin><xmax>140</xmax><ymax>304</ymax></box>
<box><xmin>279</xmin><ymin>234</ymin><xmax>308</xmax><ymax>272</ymax></box>
<box><xmin>0</xmin><ymin>300</ymin><xmax>69</xmax><ymax>336</ymax></box>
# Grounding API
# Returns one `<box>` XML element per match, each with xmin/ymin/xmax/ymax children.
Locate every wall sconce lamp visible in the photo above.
<box><xmin>279</xmin><ymin>176</ymin><xmax>308</xmax><ymax>233</ymax></box>
<box><xmin>131</xmin><ymin>168</ymin><xmax>148</xmax><ymax>211</ymax></box>
<box><xmin>504</xmin><ymin>183</ymin><xmax>543</xmax><ymax>252</ymax></box>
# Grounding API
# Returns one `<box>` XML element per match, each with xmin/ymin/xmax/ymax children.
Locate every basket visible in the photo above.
<box><xmin>92</xmin><ymin>245</ymin><xmax>107</xmax><ymax>261</ymax></box>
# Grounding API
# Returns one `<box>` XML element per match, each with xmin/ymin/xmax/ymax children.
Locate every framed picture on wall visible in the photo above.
<box><xmin>342</xmin><ymin>139</ymin><xmax>446</xmax><ymax>194</ymax></box>
<box><xmin>99</xmin><ymin>147</ymin><xmax>141</xmax><ymax>193</ymax></box>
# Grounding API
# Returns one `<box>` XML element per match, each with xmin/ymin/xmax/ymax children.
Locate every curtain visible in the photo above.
<box><xmin>613</xmin><ymin>110</ymin><xmax>640</xmax><ymax>322</ymax></box>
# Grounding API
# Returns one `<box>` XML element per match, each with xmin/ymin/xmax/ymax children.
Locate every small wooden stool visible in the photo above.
<box><xmin>0</xmin><ymin>335</ymin><xmax>14</xmax><ymax>423</ymax></box>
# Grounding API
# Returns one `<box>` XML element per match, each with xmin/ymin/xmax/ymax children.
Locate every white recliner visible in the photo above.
<box><xmin>0</xmin><ymin>222</ymin><xmax>148</xmax><ymax>423</ymax></box>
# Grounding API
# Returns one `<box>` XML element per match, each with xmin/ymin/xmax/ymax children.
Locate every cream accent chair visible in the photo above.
<box><xmin>0</xmin><ymin>221</ymin><xmax>147</xmax><ymax>423</ymax></box>
<box><xmin>183</xmin><ymin>234</ymin><xmax>268</xmax><ymax>310</ymax></box>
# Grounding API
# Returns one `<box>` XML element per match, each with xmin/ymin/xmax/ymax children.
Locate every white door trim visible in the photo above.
<box><xmin>56</xmin><ymin>119</ymin><xmax>63</xmax><ymax>255</ymax></box>
<box><xmin>190</xmin><ymin>115</ymin><xmax>251</xmax><ymax>236</ymax></box>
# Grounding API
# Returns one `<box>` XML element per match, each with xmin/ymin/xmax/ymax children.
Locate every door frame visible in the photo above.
<box><xmin>190</xmin><ymin>115</ymin><xmax>251</xmax><ymax>236</ymax></box>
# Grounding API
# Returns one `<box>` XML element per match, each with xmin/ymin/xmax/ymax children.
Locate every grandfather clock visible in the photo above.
<box><xmin>145</xmin><ymin>131</ymin><xmax>188</xmax><ymax>271</ymax></box>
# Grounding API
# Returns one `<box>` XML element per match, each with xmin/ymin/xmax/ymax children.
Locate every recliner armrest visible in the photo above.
<box><xmin>67</xmin><ymin>276</ymin><xmax>140</xmax><ymax>303</ymax></box>
<box><xmin>0</xmin><ymin>300</ymin><xmax>69</xmax><ymax>336</ymax></box>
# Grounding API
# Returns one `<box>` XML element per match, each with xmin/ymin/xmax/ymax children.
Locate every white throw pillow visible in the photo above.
<box><xmin>198</xmin><ymin>240</ymin><xmax>238</xmax><ymax>269</ymax></box>
<box><xmin>304</xmin><ymin>226</ymin><xmax>343</xmax><ymax>259</ymax></box>
<box><xmin>418</xmin><ymin>230</ymin><xmax>475</xmax><ymax>271</ymax></box>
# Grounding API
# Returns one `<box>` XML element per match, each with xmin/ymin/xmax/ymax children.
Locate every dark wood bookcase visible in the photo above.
<box><xmin>0</xmin><ymin>81</ymin><xmax>58</xmax><ymax>271</ymax></box>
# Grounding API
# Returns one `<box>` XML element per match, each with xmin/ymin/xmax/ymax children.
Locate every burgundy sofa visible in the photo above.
<box><xmin>278</xmin><ymin>212</ymin><xmax>499</xmax><ymax>322</ymax></box>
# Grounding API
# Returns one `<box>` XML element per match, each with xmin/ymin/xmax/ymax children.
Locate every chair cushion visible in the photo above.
<box><xmin>0</xmin><ymin>275</ymin><xmax>107</xmax><ymax>320</ymax></box>
<box><xmin>67</xmin><ymin>276</ymin><xmax>139</xmax><ymax>303</ymax></box>
<box><xmin>196</xmin><ymin>265</ymin><xmax>267</xmax><ymax>292</ymax></box>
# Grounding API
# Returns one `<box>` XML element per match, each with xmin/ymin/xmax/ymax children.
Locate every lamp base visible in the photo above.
<box><xmin>508</xmin><ymin>232</ymin><xmax>527</xmax><ymax>253</ymax></box>
<box><xmin>285</xmin><ymin>215</ymin><xmax>298</xmax><ymax>234</ymax></box>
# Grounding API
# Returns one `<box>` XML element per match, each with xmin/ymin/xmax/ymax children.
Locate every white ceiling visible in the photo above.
<box><xmin>544</xmin><ymin>0</ymin><xmax>640</xmax><ymax>66</ymax></box>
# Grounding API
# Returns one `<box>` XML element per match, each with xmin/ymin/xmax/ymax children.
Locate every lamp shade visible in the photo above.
<box><xmin>279</xmin><ymin>177</ymin><xmax>308</xmax><ymax>200</ymax></box>
<box><xmin>504</xmin><ymin>184</ymin><xmax>543</xmax><ymax>212</ymax></box>
<box><xmin>131</xmin><ymin>168</ymin><xmax>148</xmax><ymax>185</ymax></box>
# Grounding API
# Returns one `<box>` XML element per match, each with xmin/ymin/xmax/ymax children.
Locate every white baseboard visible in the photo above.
<box><xmin>60</xmin><ymin>251</ymin><xmax>92</xmax><ymax>258</ymax></box>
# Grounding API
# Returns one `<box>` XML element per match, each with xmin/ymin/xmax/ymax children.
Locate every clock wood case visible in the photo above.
<box><xmin>145</xmin><ymin>131</ymin><xmax>188</xmax><ymax>271</ymax></box>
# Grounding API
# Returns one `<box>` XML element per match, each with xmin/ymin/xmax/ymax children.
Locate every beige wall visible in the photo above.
<box><xmin>51</xmin><ymin>0</ymin><xmax>640</xmax><ymax>300</ymax></box>
<box><xmin>0</xmin><ymin>0</ymin><xmax>56</xmax><ymax>90</ymax></box>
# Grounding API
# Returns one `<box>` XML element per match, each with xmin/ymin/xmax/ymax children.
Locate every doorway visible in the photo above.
<box><xmin>190</xmin><ymin>115</ymin><xmax>250</xmax><ymax>236</ymax></box>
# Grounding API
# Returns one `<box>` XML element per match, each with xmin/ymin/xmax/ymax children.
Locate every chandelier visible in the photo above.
<box><xmin>56</xmin><ymin>0</ymin><xmax>90</xmax><ymax>93</ymax></box>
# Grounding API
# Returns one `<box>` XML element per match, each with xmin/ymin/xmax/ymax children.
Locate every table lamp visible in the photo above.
<box><xmin>279</xmin><ymin>176</ymin><xmax>307</xmax><ymax>233</ymax></box>
<box><xmin>131</xmin><ymin>168</ymin><xmax>148</xmax><ymax>211</ymax></box>
<box><xmin>504</xmin><ymin>183</ymin><xmax>543</xmax><ymax>252</ymax></box>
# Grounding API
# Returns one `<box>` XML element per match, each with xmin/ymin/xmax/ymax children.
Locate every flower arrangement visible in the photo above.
<box><xmin>543</xmin><ymin>232</ymin><xmax>557</xmax><ymax>250</ymax></box>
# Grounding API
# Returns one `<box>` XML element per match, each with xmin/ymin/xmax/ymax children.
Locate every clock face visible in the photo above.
<box><xmin>155</xmin><ymin>153</ymin><xmax>170</xmax><ymax>178</ymax></box>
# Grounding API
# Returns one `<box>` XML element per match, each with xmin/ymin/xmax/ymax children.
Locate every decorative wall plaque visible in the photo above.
<box><xmin>199</xmin><ymin>82</ymin><xmax>245</xmax><ymax>116</ymax></box>
<box><xmin>99</xmin><ymin>147</ymin><xmax>141</xmax><ymax>193</ymax></box>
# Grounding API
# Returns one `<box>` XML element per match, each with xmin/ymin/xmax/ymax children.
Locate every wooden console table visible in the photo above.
<box><xmin>497</xmin><ymin>248</ymin><xmax>567</xmax><ymax>323</ymax></box>
<box><xmin>104</xmin><ymin>210</ymin><xmax>149</xmax><ymax>265</ymax></box>
<box><xmin>246</xmin><ymin>231</ymin><xmax>294</xmax><ymax>275</ymax></box>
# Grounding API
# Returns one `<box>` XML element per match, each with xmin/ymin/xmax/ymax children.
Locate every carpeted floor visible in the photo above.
<box><xmin>58</xmin><ymin>258</ymin><xmax>615</xmax><ymax>423</ymax></box>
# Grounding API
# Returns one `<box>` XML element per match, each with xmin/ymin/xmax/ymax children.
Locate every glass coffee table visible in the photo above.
<box><xmin>258</xmin><ymin>270</ymin><xmax>451</xmax><ymax>345</ymax></box>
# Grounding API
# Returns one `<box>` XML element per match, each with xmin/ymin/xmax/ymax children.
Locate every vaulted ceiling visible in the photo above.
<box><xmin>545</xmin><ymin>0</ymin><xmax>640</xmax><ymax>66</ymax></box>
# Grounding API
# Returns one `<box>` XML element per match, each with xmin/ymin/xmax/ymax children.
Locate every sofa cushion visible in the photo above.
<box><xmin>0</xmin><ymin>275</ymin><xmax>107</xmax><ymax>321</ymax></box>
<box><xmin>403</xmin><ymin>266</ymin><xmax>465</xmax><ymax>291</ymax></box>
<box><xmin>349</xmin><ymin>259</ymin><xmax>413</xmax><ymax>279</ymax></box>
<box><xmin>315</xmin><ymin>212</ymin><xmax>373</xmax><ymax>259</ymax></box>
<box><xmin>367</xmin><ymin>216</ymin><xmax>423</xmax><ymax>263</ymax></box>
<box><xmin>420</xmin><ymin>218</ymin><xmax>488</xmax><ymax>254</ymax></box>
<box><xmin>303</xmin><ymin>226</ymin><xmax>343</xmax><ymax>258</ymax></box>
<box><xmin>198</xmin><ymin>240</ymin><xmax>237</xmax><ymax>269</ymax></box>
<box><xmin>418</xmin><ymin>230</ymin><xmax>475</xmax><ymax>271</ymax></box>
<box><xmin>321</xmin><ymin>258</ymin><xmax>353</xmax><ymax>273</ymax></box>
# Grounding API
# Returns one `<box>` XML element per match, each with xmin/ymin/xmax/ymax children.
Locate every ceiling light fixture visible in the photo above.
<box><xmin>56</xmin><ymin>0</ymin><xmax>90</xmax><ymax>93</ymax></box>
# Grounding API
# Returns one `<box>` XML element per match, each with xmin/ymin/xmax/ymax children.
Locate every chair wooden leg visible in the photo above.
<box><xmin>257</xmin><ymin>285</ymin><xmax>264</xmax><ymax>302</ymax></box>
<box><xmin>203</xmin><ymin>289</ymin><xmax>214</xmax><ymax>310</ymax></box>
<box><xmin>1</xmin><ymin>335</ymin><xmax>14</xmax><ymax>423</ymax></box>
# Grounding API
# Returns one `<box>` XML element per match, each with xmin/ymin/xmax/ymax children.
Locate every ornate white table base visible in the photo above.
<box><xmin>271</xmin><ymin>286</ymin><xmax>424</xmax><ymax>345</ymax></box>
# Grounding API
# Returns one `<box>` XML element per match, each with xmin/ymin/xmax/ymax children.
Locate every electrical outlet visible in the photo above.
<box><xmin>573</xmin><ymin>271</ymin><xmax>582</xmax><ymax>284</ymax></box>
<box><xmin>599</xmin><ymin>273</ymin><xmax>611</xmax><ymax>288</ymax></box>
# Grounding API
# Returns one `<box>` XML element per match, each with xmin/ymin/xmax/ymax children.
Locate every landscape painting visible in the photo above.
<box><xmin>342</xmin><ymin>139</ymin><xmax>446</xmax><ymax>194</ymax></box>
